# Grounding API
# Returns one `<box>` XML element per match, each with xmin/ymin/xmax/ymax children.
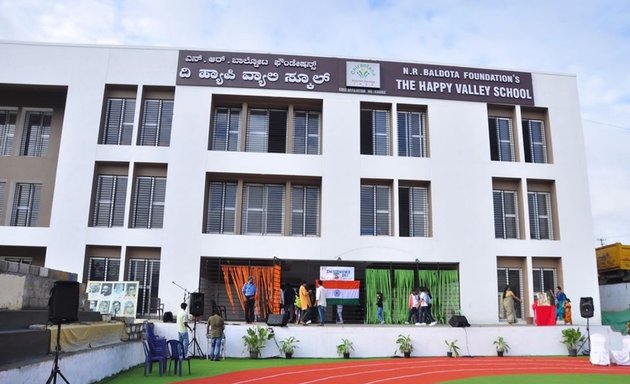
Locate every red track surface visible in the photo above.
<box><xmin>181</xmin><ymin>357</ymin><xmax>629</xmax><ymax>384</ymax></box>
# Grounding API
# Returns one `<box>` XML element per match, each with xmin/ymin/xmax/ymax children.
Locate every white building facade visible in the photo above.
<box><xmin>0</xmin><ymin>42</ymin><xmax>599</xmax><ymax>325</ymax></box>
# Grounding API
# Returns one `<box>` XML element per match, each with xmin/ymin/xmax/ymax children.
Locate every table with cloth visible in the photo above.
<box><xmin>49</xmin><ymin>321</ymin><xmax>126</xmax><ymax>352</ymax></box>
<box><xmin>533</xmin><ymin>304</ymin><xmax>556</xmax><ymax>326</ymax></box>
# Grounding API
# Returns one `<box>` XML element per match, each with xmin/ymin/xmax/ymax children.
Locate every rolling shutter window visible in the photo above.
<box><xmin>127</xmin><ymin>259</ymin><xmax>160</xmax><ymax>316</ymax></box>
<box><xmin>528</xmin><ymin>191</ymin><xmax>553</xmax><ymax>240</ymax></box>
<box><xmin>523</xmin><ymin>119</ymin><xmax>547</xmax><ymax>164</ymax></box>
<box><xmin>139</xmin><ymin>99</ymin><xmax>173</xmax><ymax>146</ymax></box>
<box><xmin>532</xmin><ymin>268</ymin><xmax>557</xmax><ymax>294</ymax></box>
<box><xmin>293</xmin><ymin>111</ymin><xmax>321</xmax><ymax>154</ymax></box>
<box><xmin>497</xmin><ymin>268</ymin><xmax>524</xmax><ymax>319</ymax></box>
<box><xmin>10</xmin><ymin>183</ymin><xmax>41</xmax><ymax>226</ymax></box>
<box><xmin>87</xmin><ymin>257</ymin><xmax>120</xmax><ymax>281</ymax></box>
<box><xmin>93</xmin><ymin>175</ymin><xmax>128</xmax><ymax>227</ymax></box>
<box><xmin>205</xmin><ymin>182</ymin><xmax>237</xmax><ymax>234</ymax></box>
<box><xmin>102</xmin><ymin>98</ymin><xmax>135</xmax><ymax>145</ymax></box>
<box><xmin>361</xmin><ymin>184</ymin><xmax>391</xmax><ymax>236</ymax></box>
<box><xmin>291</xmin><ymin>185</ymin><xmax>320</xmax><ymax>236</ymax></box>
<box><xmin>242</xmin><ymin>184</ymin><xmax>285</xmax><ymax>235</ymax></box>
<box><xmin>399</xmin><ymin>186</ymin><xmax>428</xmax><ymax>237</ymax></box>
<box><xmin>0</xmin><ymin>181</ymin><xmax>4</xmax><ymax>219</ymax></box>
<box><xmin>489</xmin><ymin>117</ymin><xmax>514</xmax><ymax>161</ymax></box>
<box><xmin>212</xmin><ymin>107</ymin><xmax>241</xmax><ymax>151</ymax></box>
<box><xmin>493</xmin><ymin>190</ymin><xmax>519</xmax><ymax>239</ymax></box>
<box><xmin>0</xmin><ymin>110</ymin><xmax>17</xmax><ymax>155</ymax></box>
<box><xmin>132</xmin><ymin>176</ymin><xmax>166</xmax><ymax>229</ymax></box>
<box><xmin>397</xmin><ymin>111</ymin><xmax>425</xmax><ymax>157</ymax></box>
<box><xmin>246</xmin><ymin>109</ymin><xmax>287</xmax><ymax>153</ymax></box>
<box><xmin>20</xmin><ymin>111</ymin><xmax>51</xmax><ymax>157</ymax></box>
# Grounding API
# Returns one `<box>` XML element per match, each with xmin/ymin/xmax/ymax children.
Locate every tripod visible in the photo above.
<box><xmin>46</xmin><ymin>323</ymin><xmax>69</xmax><ymax>384</ymax></box>
<box><xmin>187</xmin><ymin>318</ymin><xmax>205</xmax><ymax>358</ymax></box>
<box><xmin>577</xmin><ymin>317</ymin><xmax>591</xmax><ymax>355</ymax></box>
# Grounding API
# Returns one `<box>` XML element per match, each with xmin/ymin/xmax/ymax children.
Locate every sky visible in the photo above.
<box><xmin>1</xmin><ymin>0</ymin><xmax>628</xmax><ymax>247</ymax></box>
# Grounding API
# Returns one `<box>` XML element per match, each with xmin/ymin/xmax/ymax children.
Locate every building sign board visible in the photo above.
<box><xmin>177</xmin><ymin>50</ymin><xmax>534</xmax><ymax>105</ymax></box>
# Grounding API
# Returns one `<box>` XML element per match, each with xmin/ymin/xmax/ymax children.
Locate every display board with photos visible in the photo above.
<box><xmin>87</xmin><ymin>281</ymin><xmax>139</xmax><ymax>317</ymax></box>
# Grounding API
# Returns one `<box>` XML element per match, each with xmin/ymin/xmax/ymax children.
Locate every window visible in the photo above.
<box><xmin>205</xmin><ymin>181</ymin><xmax>237</xmax><ymax>234</ymax></box>
<box><xmin>497</xmin><ymin>267</ymin><xmax>523</xmax><ymax>319</ymax></box>
<box><xmin>528</xmin><ymin>191</ymin><xmax>553</xmax><ymax>240</ymax></box>
<box><xmin>532</xmin><ymin>267</ymin><xmax>557</xmax><ymax>294</ymax></box>
<box><xmin>0</xmin><ymin>181</ymin><xmax>4</xmax><ymax>220</ymax></box>
<box><xmin>488</xmin><ymin>117</ymin><xmax>515</xmax><ymax>161</ymax></box>
<box><xmin>293</xmin><ymin>111</ymin><xmax>321</xmax><ymax>154</ymax></box>
<box><xmin>101</xmin><ymin>98</ymin><xmax>135</xmax><ymax>145</ymax></box>
<box><xmin>493</xmin><ymin>190</ymin><xmax>519</xmax><ymax>239</ymax></box>
<box><xmin>0</xmin><ymin>109</ymin><xmax>17</xmax><ymax>156</ymax></box>
<box><xmin>361</xmin><ymin>184</ymin><xmax>391</xmax><ymax>236</ymax></box>
<box><xmin>138</xmin><ymin>99</ymin><xmax>173</xmax><ymax>146</ymax></box>
<box><xmin>92</xmin><ymin>175</ymin><xmax>128</xmax><ymax>227</ymax></box>
<box><xmin>20</xmin><ymin>111</ymin><xmax>51</xmax><ymax>157</ymax></box>
<box><xmin>10</xmin><ymin>183</ymin><xmax>41</xmax><ymax>226</ymax></box>
<box><xmin>246</xmin><ymin>109</ymin><xmax>287</xmax><ymax>153</ymax></box>
<box><xmin>131</xmin><ymin>176</ymin><xmax>166</xmax><ymax>229</ymax></box>
<box><xmin>87</xmin><ymin>257</ymin><xmax>120</xmax><ymax>281</ymax></box>
<box><xmin>291</xmin><ymin>185</ymin><xmax>320</xmax><ymax>236</ymax></box>
<box><xmin>127</xmin><ymin>258</ymin><xmax>160</xmax><ymax>315</ymax></box>
<box><xmin>242</xmin><ymin>184</ymin><xmax>285</xmax><ymax>235</ymax></box>
<box><xmin>397</xmin><ymin>111</ymin><xmax>426</xmax><ymax>157</ymax></box>
<box><xmin>361</xmin><ymin>109</ymin><xmax>390</xmax><ymax>155</ymax></box>
<box><xmin>399</xmin><ymin>185</ymin><xmax>428</xmax><ymax>237</ymax></box>
<box><xmin>211</xmin><ymin>107</ymin><xmax>241</xmax><ymax>151</ymax></box>
<box><xmin>522</xmin><ymin>119</ymin><xmax>548</xmax><ymax>163</ymax></box>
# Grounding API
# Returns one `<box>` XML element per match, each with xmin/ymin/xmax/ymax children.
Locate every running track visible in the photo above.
<box><xmin>182</xmin><ymin>357</ymin><xmax>629</xmax><ymax>384</ymax></box>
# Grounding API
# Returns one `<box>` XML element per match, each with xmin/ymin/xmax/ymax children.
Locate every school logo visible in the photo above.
<box><xmin>346</xmin><ymin>61</ymin><xmax>381</xmax><ymax>88</ymax></box>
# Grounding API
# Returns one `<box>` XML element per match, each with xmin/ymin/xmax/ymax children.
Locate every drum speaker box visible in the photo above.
<box><xmin>580</xmin><ymin>297</ymin><xmax>594</xmax><ymax>318</ymax></box>
<box><xmin>448</xmin><ymin>315</ymin><xmax>471</xmax><ymax>327</ymax></box>
<box><xmin>48</xmin><ymin>281</ymin><xmax>80</xmax><ymax>324</ymax></box>
<box><xmin>190</xmin><ymin>292</ymin><xmax>205</xmax><ymax>317</ymax></box>
<box><xmin>266</xmin><ymin>313</ymin><xmax>288</xmax><ymax>326</ymax></box>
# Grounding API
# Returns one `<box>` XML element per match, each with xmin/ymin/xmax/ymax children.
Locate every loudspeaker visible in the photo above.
<box><xmin>580</xmin><ymin>297</ymin><xmax>594</xmax><ymax>318</ymax></box>
<box><xmin>448</xmin><ymin>315</ymin><xmax>471</xmax><ymax>327</ymax></box>
<box><xmin>266</xmin><ymin>313</ymin><xmax>288</xmax><ymax>326</ymax></box>
<box><xmin>163</xmin><ymin>311</ymin><xmax>174</xmax><ymax>323</ymax></box>
<box><xmin>48</xmin><ymin>281</ymin><xmax>80</xmax><ymax>324</ymax></box>
<box><xmin>190</xmin><ymin>292</ymin><xmax>204</xmax><ymax>317</ymax></box>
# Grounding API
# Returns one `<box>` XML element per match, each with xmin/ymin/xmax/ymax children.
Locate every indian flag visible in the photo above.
<box><xmin>323</xmin><ymin>280</ymin><xmax>360</xmax><ymax>305</ymax></box>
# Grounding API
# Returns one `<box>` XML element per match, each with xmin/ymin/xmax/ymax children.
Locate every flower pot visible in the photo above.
<box><xmin>525</xmin><ymin>316</ymin><xmax>533</xmax><ymax>325</ymax></box>
<box><xmin>497</xmin><ymin>351</ymin><xmax>504</xmax><ymax>357</ymax></box>
<box><xmin>343</xmin><ymin>352</ymin><xmax>350</xmax><ymax>359</ymax></box>
<box><xmin>568</xmin><ymin>348</ymin><xmax>578</xmax><ymax>357</ymax></box>
<box><xmin>249</xmin><ymin>351</ymin><xmax>259</xmax><ymax>359</ymax></box>
<box><xmin>447</xmin><ymin>351</ymin><xmax>453</xmax><ymax>357</ymax></box>
<box><xmin>285</xmin><ymin>352</ymin><xmax>293</xmax><ymax>359</ymax></box>
<box><xmin>403</xmin><ymin>351</ymin><xmax>411</xmax><ymax>358</ymax></box>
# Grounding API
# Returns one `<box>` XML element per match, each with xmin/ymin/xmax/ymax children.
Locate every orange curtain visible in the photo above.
<box><xmin>221</xmin><ymin>265</ymin><xmax>280</xmax><ymax>320</ymax></box>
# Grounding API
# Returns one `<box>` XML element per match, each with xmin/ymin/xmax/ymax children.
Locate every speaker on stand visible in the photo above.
<box><xmin>577</xmin><ymin>297</ymin><xmax>593</xmax><ymax>354</ymax></box>
<box><xmin>46</xmin><ymin>280</ymin><xmax>80</xmax><ymax>384</ymax></box>
<box><xmin>188</xmin><ymin>292</ymin><xmax>205</xmax><ymax>358</ymax></box>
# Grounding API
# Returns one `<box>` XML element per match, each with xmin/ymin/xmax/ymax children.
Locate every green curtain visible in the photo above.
<box><xmin>418</xmin><ymin>269</ymin><xmax>460</xmax><ymax>323</ymax></box>
<box><xmin>365</xmin><ymin>269</ymin><xmax>392</xmax><ymax>324</ymax></box>
<box><xmin>394</xmin><ymin>269</ymin><xmax>414</xmax><ymax>324</ymax></box>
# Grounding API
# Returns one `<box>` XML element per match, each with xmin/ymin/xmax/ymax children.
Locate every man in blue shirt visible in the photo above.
<box><xmin>242</xmin><ymin>276</ymin><xmax>256</xmax><ymax>323</ymax></box>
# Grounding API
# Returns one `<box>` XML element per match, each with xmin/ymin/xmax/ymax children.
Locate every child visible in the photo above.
<box><xmin>563</xmin><ymin>298</ymin><xmax>572</xmax><ymax>325</ymax></box>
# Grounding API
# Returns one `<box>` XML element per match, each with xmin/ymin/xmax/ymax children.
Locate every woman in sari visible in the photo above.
<box><xmin>502</xmin><ymin>285</ymin><xmax>521</xmax><ymax>325</ymax></box>
<box><xmin>555</xmin><ymin>286</ymin><xmax>567</xmax><ymax>321</ymax></box>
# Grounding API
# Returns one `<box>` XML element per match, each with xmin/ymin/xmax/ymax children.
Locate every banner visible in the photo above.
<box><xmin>87</xmin><ymin>281</ymin><xmax>139</xmax><ymax>318</ymax></box>
<box><xmin>323</xmin><ymin>280</ymin><xmax>360</xmax><ymax>305</ymax></box>
<box><xmin>320</xmin><ymin>266</ymin><xmax>354</xmax><ymax>281</ymax></box>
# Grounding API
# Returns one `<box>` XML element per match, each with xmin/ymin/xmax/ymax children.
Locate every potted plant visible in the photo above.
<box><xmin>444</xmin><ymin>339</ymin><xmax>460</xmax><ymax>357</ymax></box>
<box><xmin>396</xmin><ymin>334</ymin><xmax>413</xmax><ymax>358</ymax></box>
<box><xmin>336</xmin><ymin>338</ymin><xmax>354</xmax><ymax>359</ymax></box>
<box><xmin>242</xmin><ymin>325</ymin><xmax>274</xmax><ymax>359</ymax></box>
<box><xmin>561</xmin><ymin>327</ymin><xmax>584</xmax><ymax>357</ymax></box>
<box><xmin>279</xmin><ymin>336</ymin><xmax>299</xmax><ymax>359</ymax></box>
<box><xmin>493</xmin><ymin>336</ymin><xmax>510</xmax><ymax>357</ymax></box>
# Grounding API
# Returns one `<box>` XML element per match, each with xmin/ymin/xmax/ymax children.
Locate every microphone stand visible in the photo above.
<box><xmin>172</xmin><ymin>281</ymin><xmax>190</xmax><ymax>303</ymax></box>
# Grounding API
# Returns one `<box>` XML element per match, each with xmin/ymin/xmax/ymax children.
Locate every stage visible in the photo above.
<box><xmin>152</xmin><ymin>320</ymin><xmax>620</xmax><ymax>359</ymax></box>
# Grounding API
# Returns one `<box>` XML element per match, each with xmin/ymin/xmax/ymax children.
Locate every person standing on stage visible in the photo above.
<box><xmin>315</xmin><ymin>280</ymin><xmax>327</xmax><ymax>326</ymax></box>
<box><xmin>502</xmin><ymin>285</ymin><xmax>521</xmax><ymax>325</ymax></box>
<box><xmin>177</xmin><ymin>302</ymin><xmax>191</xmax><ymax>357</ymax></box>
<box><xmin>283</xmin><ymin>283</ymin><xmax>296</xmax><ymax>323</ymax></box>
<box><xmin>242</xmin><ymin>276</ymin><xmax>256</xmax><ymax>323</ymax></box>
<box><xmin>299</xmin><ymin>280</ymin><xmax>312</xmax><ymax>325</ymax></box>
<box><xmin>206</xmin><ymin>308</ymin><xmax>225</xmax><ymax>361</ymax></box>
<box><xmin>376</xmin><ymin>291</ymin><xmax>384</xmax><ymax>324</ymax></box>
<box><xmin>555</xmin><ymin>286</ymin><xmax>567</xmax><ymax>322</ymax></box>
